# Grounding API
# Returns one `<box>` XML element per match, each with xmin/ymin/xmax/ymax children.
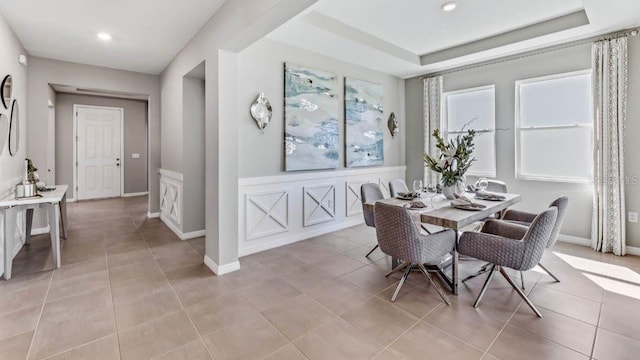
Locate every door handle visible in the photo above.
<box><xmin>116</xmin><ymin>163</ymin><xmax>120</xmax><ymax>167</ymax></box>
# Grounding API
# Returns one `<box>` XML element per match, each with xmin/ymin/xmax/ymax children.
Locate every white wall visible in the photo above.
<box><xmin>182</xmin><ymin>77</ymin><xmax>205</xmax><ymax>233</ymax></box>
<box><xmin>237</xmin><ymin>38</ymin><xmax>406</xmax><ymax>177</ymax></box>
<box><xmin>27</xmin><ymin>57</ymin><xmax>161</xmax><ymax>213</ymax></box>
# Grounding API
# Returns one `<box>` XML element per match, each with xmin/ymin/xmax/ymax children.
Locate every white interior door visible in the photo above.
<box><xmin>76</xmin><ymin>106</ymin><xmax>122</xmax><ymax>200</ymax></box>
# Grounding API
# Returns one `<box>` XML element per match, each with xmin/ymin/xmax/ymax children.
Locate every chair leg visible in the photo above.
<box><xmin>386</xmin><ymin>261</ymin><xmax>409</xmax><ymax>278</ymax></box>
<box><xmin>499</xmin><ymin>267</ymin><xmax>542</xmax><ymax>318</ymax></box>
<box><xmin>365</xmin><ymin>245</ymin><xmax>379</xmax><ymax>258</ymax></box>
<box><xmin>520</xmin><ymin>271</ymin><xmax>525</xmax><ymax>290</ymax></box>
<box><xmin>538</xmin><ymin>262</ymin><xmax>561</xmax><ymax>282</ymax></box>
<box><xmin>391</xmin><ymin>264</ymin><xmax>413</xmax><ymax>302</ymax></box>
<box><xmin>418</xmin><ymin>264</ymin><xmax>451</xmax><ymax>306</ymax></box>
<box><xmin>473</xmin><ymin>264</ymin><xmax>496</xmax><ymax>308</ymax></box>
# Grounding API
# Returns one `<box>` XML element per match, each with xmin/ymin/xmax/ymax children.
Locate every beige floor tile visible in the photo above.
<box><xmin>307</xmin><ymin>278</ymin><xmax>373</xmax><ymax>315</ymax></box>
<box><xmin>287</xmin><ymin>243</ymin><xmax>341</xmax><ymax>265</ymax></box>
<box><xmin>118</xmin><ymin>311</ymin><xmax>199</xmax><ymax>360</ymax></box>
<box><xmin>263</xmin><ymin>344</ymin><xmax>307</xmax><ymax>360</ymax></box>
<box><xmin>602</xmin><ymin>290</ymin><xmax>640</xmax><ymax>312</ymax></box>
<box><xmin>156</xmin><ymin>252</ymin><xmax>203</xmax><ymax>273</ymax></box>
<box><xmin>0</xmin><ymin>331</ymin><xmax>33</xmax><ymax>360</ymax></box>
<box><xmin>371</xmin><ymin>348</ymin><xmax>407</xmax><ymax>360</ymax></box>
<box><xmin>262</xmin><ymin>294</ymin><xmax>338</xmax><ymax>340</ymax></box>
<box><xmin>45</xmin><ymin>335</ymin><xmax>120</xmax><ymax>360</ymax></box>
<box><xmin>51</xmin><ymin>258</ymin><xmax>107</xmax><ymax>282</ymax></box>
<box><xmin>114</xmin><ymin>289</ymin><xmax>182</xmax><ymax>330</ymax></box>
<box><xmin>186</xmin><ymin>292</ymin><xmax>261</xmax><ymax>336</ymax></box>
<box><xmin>592</xmin><ymin>328</ymin><xmax>640</xmax><ymax>360</ymax></box>
<box><xmin>153</xmin><ymin>339</ymin><xmax>212</xmax><ymax>360</ymax></box>
<box><xmin>0</xmin><ymin>271</ymin><xmax>52</xmax><ymax>297</ymax></box>
<box><xmin>294</xmin><ymin>319</ymin><xmax>382</xmax><ymax>360</ymax></box>
<box><xmin>30</xmin><ymin>288</ymin><xmax>116</xmax><ymax>360</ymax></box>
<box><xmin>106</xmin><ymin>240</ymin><xmax>149</xmax><ymax>256</ymax></box>
<box><xmin>111</xmin><ymin>273</ymin><xmax>172</xmax><ymax>305</ymax></box>
<box><xmin>341</xmin><ymin>244</ymin><xmax>387</xmax><ymax>263</ymax></box>
<box><xmin>538</xmin><ymin>273</ymin><xmax>604</xmax><ymax>302</ymax></box>
<box><xmin>390</xmin><ymin>321</ymin><xmax>483</xmax><ymax>360</ymax></box>
<box><xmin>107</xmin><ymin>248</ymin><xmax>155</xmax><ymax>269</ymax></box>
<box><xmin>109</xmin><ymin>260</ymin><xmax>162</xmax><ymax>284</ymax></box>
<box><xmin>165</xmin><ymin>264</ymin><xmax>235</xmax><ymax>307</ymax></box>
<box><xmin>47</xmin><ymin>270</ymin><xmax>110</xmax><ymax>302</ymax></box>
<box><xmin>241</xmin><ymin>277</ymin><xmax>302</xmax><ymax>311</ymax></box>
<box><xmin>341</xmin><ymin>265</ymin><xmax>397</xmax><ymax>295</ymax></box>
<box><xmin>279</xmin><ymin>265</ymin><xmax>335</xmax><ymax>292</ymax></box>
<box><xmin>0</xmin><ymin>306</ymin><xmax>42</xmax><ymax>341</ymax></box>
<box><xmin>0</xmin><ymin>283</ymin><xmax>48</xmax><ymax>315</ymax></box>
<box><xmin>528</xmin><ymin>286</ymin><xmax>601</xmax><ymax>325</ymax></box>
<box><xmin>598</xmin><ymin>303</ymin><xmax>640</xmax><ymax>342</ymax></box>
<box><xmin>378</xmin><ymin>282</ymin><xmax>445</xmax><ymax>318</ymax></box>
<box><xmin>313</xmin><ymin>254</ymin><xmax>366</xmax><ymax>277</ymax></box>
<box><xmin>488</xmin><ymin>324</ymin><xmax>588</xmax><ymax>360</ymax></box>
<box><xmin>509</xmin><ymin>306</ymin><xmax>596</xmax><ymax>356</ymax></box>
<box><xmin>202</xmin><ymin>315</ymin><xmax>288</xmax><ymax>360</ymax></box>
<box><xmin>342</xmin><ymin>297</ymin><xmax>418</xmax><ymax>346</ymax></box>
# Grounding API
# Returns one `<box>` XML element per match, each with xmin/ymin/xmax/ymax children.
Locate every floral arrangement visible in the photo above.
<box><xmin>423</xmin><ymin>129</ymin><xmax>476</xmax><ymax>187</ymax></box>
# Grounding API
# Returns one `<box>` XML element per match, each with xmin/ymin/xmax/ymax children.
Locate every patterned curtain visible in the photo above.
<box><xmin>423</xmin><ymin>76</ymin><xmax>443</xmax><ymax>185</ymax></box>
<box><xmin>591</xmin><ymin>37</ymin><xmax>628</xmax><ymax>256</ymax></box>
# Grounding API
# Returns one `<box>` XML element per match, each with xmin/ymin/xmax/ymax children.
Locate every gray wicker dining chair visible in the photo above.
<box><xmin>459</xmin><ymin>207</ymin><xmax>558</xmax><ymax>317</ymax></box>
<box><xmin>498</xmin><ymin>196</ymin><xmax>569</xmax><ymax>282</ymax></box>
<box><xmin>361</xmin><ymin>183</ymin><xmax>384</xmax><ymax>258</ymax></box>
<box><xmin>374</xmin><ymin>202</ymin><xmax>456</xmax><ymax>305</ymax></box>
<box><xmin>389</xmin><ymin>178</ymin><xmax>409</xmax><ymax>197</ymax></box>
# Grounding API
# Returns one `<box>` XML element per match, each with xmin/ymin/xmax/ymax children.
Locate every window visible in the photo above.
<box><xmin>515</xmin><ymin>70</ymin><xmax>593</xmax><ymax>183</ymax></box>
<box><xmin>443</xmin><ymin>85</ymin><xmax>496</xmax><ymax>177</ymax></box>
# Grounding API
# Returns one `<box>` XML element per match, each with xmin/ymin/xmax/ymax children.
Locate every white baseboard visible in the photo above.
<box><xmin>557</xmin><ymin>234</ymin><xmax>591</xmax><ymax>247</ymax></box>
<box><xmin>238</xmin><ymin>217</ymin><xmax>363</xmax><ymax>257</ymax></box>
<box><xmin>147</xmin><ymin>212</ymin><xmax>160</xmax><ymax>219</ymax></box>
<box><xmin>626</xmin><ymin>246</ymin><xmax>640</xmax><ymax>256</ymax></box>
<box><xmin>204</xmin><ymin>255</ymin><xmax>241</xmax><ymax>275</ymax></box>
<box><xmin>31</xmin><ymin>226</ymin><xmax>50</xmax><ymax>236</ymax></box>
<box><xmin>160</xmin><ymin>214</ymin><xmax>204</xmax><ymax>240</ymax></box>
<box><xmin>67</xmin><ymin>198</ymin><xmax>77</xmax><ymax>203</ymax></box>
<box><xmin>123</xmin><ymin>192</ymin><xmax>148</xmax><ymax>198</ymax></box>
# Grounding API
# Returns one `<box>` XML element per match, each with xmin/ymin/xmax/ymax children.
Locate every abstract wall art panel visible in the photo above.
<box><xmin>284</xmin><ymin>63</ymin><xmax>339</xmax><ymax>171</ymax></box>
<box><xmin>345</xmin><ymin>78</ymin><xmax>384</xmax><ymax>167</ymax></box>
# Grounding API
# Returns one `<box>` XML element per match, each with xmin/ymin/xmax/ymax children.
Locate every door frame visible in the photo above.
<box><xmin>73</xmin><ymin>104</ymin><xmax>125</xmax><ymax>201</ymax></box>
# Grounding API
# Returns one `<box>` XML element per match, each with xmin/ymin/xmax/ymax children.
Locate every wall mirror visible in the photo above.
<box><xmin>9</xmin><ymin>99</ymin><xmax>19</xmax><ymax>156</ymax></box>
<box><xmin>1</xmin><ymin>75</ymin><xmax>12</xmax><ymax>109</ymax></box>
<box><xmin>0</xmin><ymin>113</ymin><xmax>7</xmax><ymax>156</ymax></box>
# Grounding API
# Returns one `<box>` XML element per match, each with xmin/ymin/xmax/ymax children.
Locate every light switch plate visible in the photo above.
<box><xmin>132</xmin><ymin>153</ymin><xmax>140</xmax><ymax>159</ymax></box>
<box><xmin>629</xmin><ymin>212</ymin><xmax>638</xmax><ymax>223</ymax></box>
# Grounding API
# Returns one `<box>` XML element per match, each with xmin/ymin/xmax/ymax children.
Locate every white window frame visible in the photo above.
<box><xmin>442</xmin><ymin>84</ymin><xmax>497</xmax><ymax>178</ymax></box>
<box><xmin>514</xmin><ymin>69</ymin><xmax>593</xmax><ymax>183</ymax></box>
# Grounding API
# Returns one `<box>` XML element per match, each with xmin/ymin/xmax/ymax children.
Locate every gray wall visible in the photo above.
<box><xmin>237</xmin><ymin>38</ymin><xmax>406</xmax><ymax>177</ymax></box>
<box><xmin>160</xmin><ymin>0</ymin><xmax>319</xmax><ymax>268</ymax></box>
<box><xmin>182</xmin><ymin>77</ymin><xmax>205</xmax><ymax>232</ymax></box>
<box><xmin>55</xmin><ymin>93</ymin><xmax>148</xmax><ymax>196</ymax></box>
<box><xmin>406</xmin><ymin>37</ymin><xmax>640</xmax><ymax>247</ymax></box>
<box><xmin>0</xmin><ymin>11</ymin><xmax>28</xmax><ymax>197</ymax></box>
<box><xmin>27</xmin><ymin>57</ymin><xmax>161</xmax><ymax>212</ymax></box>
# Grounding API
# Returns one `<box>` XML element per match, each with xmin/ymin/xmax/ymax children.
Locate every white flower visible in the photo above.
<box><xmin>443</xmin><ymin>148</ymin><xmax>456</xmax><ymax>159</ymax></box>
<box><xmin>437</xmin><ymin>158</ymin><xmax>449</xmax><ymax>168</ymax></box>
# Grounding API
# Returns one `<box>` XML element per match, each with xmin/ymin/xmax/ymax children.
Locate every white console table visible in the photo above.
<box><xmin>0</xmin><ymin>185</ymin><xmax>68</xmax><ymax>280</ymax></box>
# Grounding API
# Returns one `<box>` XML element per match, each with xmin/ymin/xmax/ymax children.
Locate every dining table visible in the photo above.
<box><xmin>364</xmin><ymin>191</ymin><xmax>521</xmax><ymax>295</ymax></box>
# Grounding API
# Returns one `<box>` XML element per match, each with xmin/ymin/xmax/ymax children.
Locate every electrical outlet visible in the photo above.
<box><xmin>629</xmin><ymin>212</ymin><xmax>638</xmax><ymax>223</ymax></box>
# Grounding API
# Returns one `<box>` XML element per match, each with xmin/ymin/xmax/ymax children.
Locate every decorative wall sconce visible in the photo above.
<box><xmin>387</xmin><ymin>112</ymin><xmax>399</xmax><ymax>137</ymax></box>
<box><xmin>250</xmin><ymin>92</ymin><xmax>272</xmax><ymax>134</ymax></box>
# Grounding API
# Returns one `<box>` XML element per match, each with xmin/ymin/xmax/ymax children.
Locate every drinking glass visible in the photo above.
<box><xmin>413</xmin><ymin>180</ymin><xmax>423</xmax><ymax>195</ymax></box>
<box><xmin>477</xmin><ymin>177</ymin><xmax>489</xmax><ymax>193</ymax></box>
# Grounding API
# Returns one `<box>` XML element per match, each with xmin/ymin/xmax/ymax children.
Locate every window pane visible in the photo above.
<box><xmin>447</xmin><ymin>131</ymin><xmax>496</xmax><ymax>177</ymax></box>
<box><xmin>519</xmin><ymin>73</ymin><xmax>592</xmax><ymax>127</ymax></box>
<box><xmin>520</xmin><ymin>127</ymin><xmax>592</xmax><ymax>180</ymax></box>
<box><xmin>446</xmin><ymin>86</ymin><xmax>495</xmax><ymax>131</ymax></box>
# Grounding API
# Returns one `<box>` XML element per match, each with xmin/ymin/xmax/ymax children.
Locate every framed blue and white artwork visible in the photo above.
<box><xmin>345</xmin><ymin>78</ymin><xmax>384</xmax><ymax>167</ymax></box>
<box><xmin>284</xmin><ymin>63</ymin><xmax>339</xmax><ymax>171</ymax></box>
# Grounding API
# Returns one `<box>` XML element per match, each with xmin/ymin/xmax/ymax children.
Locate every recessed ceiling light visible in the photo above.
<box><xmin>97</xmin><ymin>32</ymin><xmax>112</xmax><ymax>41</ymax></box>
<box><xmin>441</xmin><ymin>1</ymin><xmax>457</xmax><ymax>12</ymax></box>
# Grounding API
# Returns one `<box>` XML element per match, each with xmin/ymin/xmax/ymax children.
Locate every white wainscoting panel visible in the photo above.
<box><xmin>238</xmin><ymin>166</ymin><xmax>406</xmax><ymax>256</ymax></box>
<box><xmin>159</xmin><ymin>169</ymin><xmax>183</xmax><ymax>238</ymax></box>
<box><xmin>246</xmin><ymin>189</ymin><xmax>290</xmax><ymax>240</ymax></box>
<box><xmin>303</xmin><ymin>184</ymin><xmax>336</xmax><ymax>227</ymax></box>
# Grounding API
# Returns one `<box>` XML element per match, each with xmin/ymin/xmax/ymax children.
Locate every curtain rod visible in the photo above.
<box><xmin>420</xmin><ymin>27</ymin><xmax>639</xmax><ymax>79</ymax></box>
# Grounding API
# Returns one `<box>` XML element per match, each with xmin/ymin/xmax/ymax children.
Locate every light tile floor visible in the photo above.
<box><xmin>1</xmin><ymin>196</ymin><xmax>640</xmax><ymax>359</ymax></box>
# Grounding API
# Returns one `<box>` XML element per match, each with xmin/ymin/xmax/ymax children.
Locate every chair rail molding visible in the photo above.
<box><xmin>238</xmin><ymin>166</ymin><xmax>406</xmax><ymax>256</ymax></box>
